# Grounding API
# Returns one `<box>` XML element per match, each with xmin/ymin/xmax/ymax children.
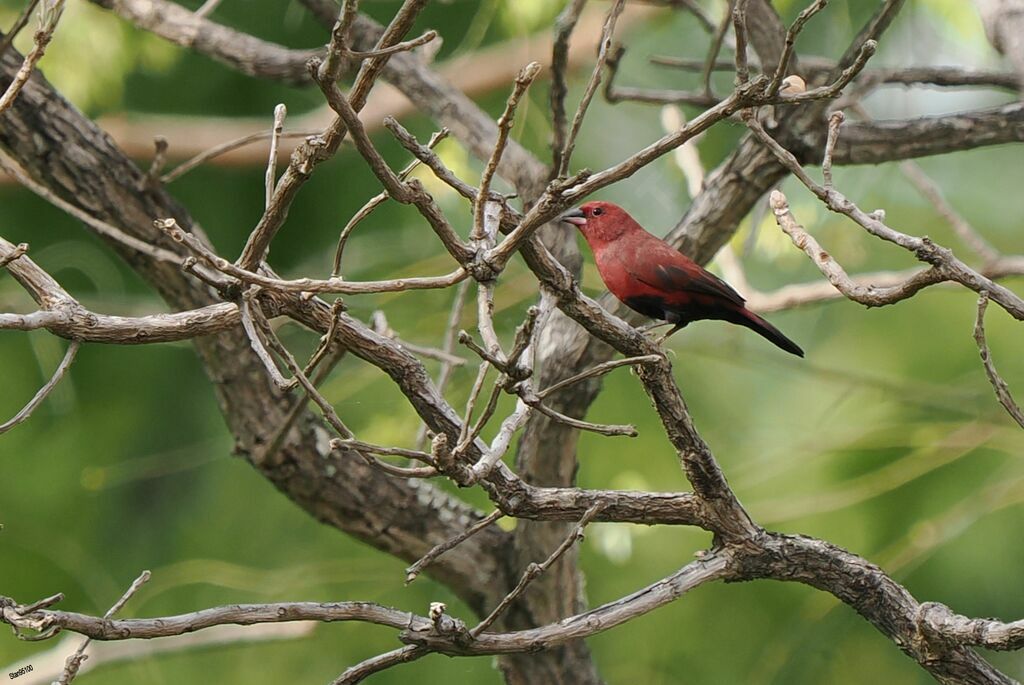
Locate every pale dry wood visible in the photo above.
<box><xmin>749</xmin><ymin>118</ymin><xmax>1024</xmax><ymax>321</ymax></box>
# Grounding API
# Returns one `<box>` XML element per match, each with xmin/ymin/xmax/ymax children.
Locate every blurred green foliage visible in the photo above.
<box><xmin>1</xmin><ymin>1</ymin><xmax>1023</xmax><ymax>683</ymax></box>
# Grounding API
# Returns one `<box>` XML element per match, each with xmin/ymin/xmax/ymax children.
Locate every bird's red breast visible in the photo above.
<box><xmin>565</xmin><ymin>201</ymin><xmax>744</xmax><ymax>311</ymax></box>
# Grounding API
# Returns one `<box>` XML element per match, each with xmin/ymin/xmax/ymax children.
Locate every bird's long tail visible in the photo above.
<box><xmin>727</xmin><ymin>308</ymin><xmax>804</xmax><ymax>357</ymax></box>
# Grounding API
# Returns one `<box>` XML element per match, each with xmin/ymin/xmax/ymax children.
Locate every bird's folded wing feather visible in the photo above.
<box><xmin>625</xmin><ymin>241</ymin><xmax>746</xmax><ymax>306</ymax></box>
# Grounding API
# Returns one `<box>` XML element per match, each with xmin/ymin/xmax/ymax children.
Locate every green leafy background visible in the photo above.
<box><xmin>1</xmin><ymin>1</ymin><xmax>1022</xmax><ymax>683</ymax></box>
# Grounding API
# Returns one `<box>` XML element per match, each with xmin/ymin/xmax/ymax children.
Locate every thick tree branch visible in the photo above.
<box><xmin>90</xmin><ymin>0</ymin><xmax>322</xmax><ymax>84</ymax></box>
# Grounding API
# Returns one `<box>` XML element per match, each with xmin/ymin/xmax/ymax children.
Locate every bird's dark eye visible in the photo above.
<box><xmin>592</xmin><ymin>207</ymin><xmax>604</xmax><ymax>216</ymax></box>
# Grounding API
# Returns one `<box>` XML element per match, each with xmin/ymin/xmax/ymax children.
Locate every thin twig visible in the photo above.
<box><xmin>453</xmin><ymin>377</ymin><xmax>504</xmax><ymax>456</ymax></box>
<box><xmin>470</xmin><ymin>504</ymin><xmax>604</xmax><ymax>637</ymax></box>
<box><xmin>0</xmin><ymin>0</ymin><xmax>66</xmax><ymax>115</ymax></box>
<box><xmin>254</xmin><ymin>313</ymin><xmax>438</xmax><ymax>480</ymax></box>
<box><xmin>749</xmin><ymin>117</ymin><xmax>1024</xmax><ymax>320</ymax></box>
<box><xmin>331</xmin><ymin>645</ymin><xmax>429</xmax><ymax>685</ymax></box>
<box><xmin>745</xmin><ymin>260</ymin><xmax>1024</xmax><ymax>312</ymax></box>
<box><xmin>414</xmin><ymin>278</ymin><xmax>471</xmax><ymax>450</ymax></box>
<box><xmin>830</xmin><ymin>0</ymin><xmax>904</xmax><ymax>80</ymax></box>
<box><xmin>193</xmin><ymin>0</ymin><xmax>222</xmax><ymax>19</ymax></box>
<box><xmin>332</xmin><ymin>129</ymin><xmax>448</xmax><ymax>276</ymax></box>
<box><xmin>435</xmin><ymin>281</ymin><xmax>471</xmax><ymax>386</ymax></box>
<box><xmin>300</xmin><ymin>298</ymin><xmax>347</xmax><ymax>382</ymax></box>
<box><xmin>259</xmin><ymin>337</ymin><xmax>346</xmax><ymax>465</ymax></box>
<box><xmin>159</xmin><ymin>216</ymin><xmax>469</xmax><ymax>295</ymax></box>
<box><xmin>702</xmin><ymin>1</ymin><xmax>733</xmax><ymax>99</ymax></box>
<box><xmin>973</xmin><ymin>292</ymin><xmax>1024</xmax><ymax>429</ymax></box>
<box><xmin>538</xmin><ymin>355</ymin><xmax>662</xmax><ymax>399</ymax></box>
<box><xmin>161</xmin><ymin>130</ymin><xmax>319</xmax><ymax>184</ymax></box>
<box><xmin>767</xmin><ymin>190</ymin><xmax>943</xmax><ymax>306</ymax></box>
<box><xmin>265</xmin><ymin>104</ymin><xmax>287</xmax><ymax>209</ymax></box>
<box><xmin>765</xmin><ymin>0</ymin><xmax>829</xmax><ymax>96</ymax></box>
<box><xmin>0</xmin><ymin>0</ymin><xmax>42</xmax><ymax>58</ymax></box>
<box><xmin>775</xmin><ymin>40</ymin><xmax>877</xmax><ymax>104</ymax></box>
<box><xmin>550</xmin><ymin>0</ymin><xmax>587</xmax><ymax>174</ymax></box>
<box><xmin>236</xmin><ymin>0</ymin><xmax>431</xmax><ymax>270</ymax></box>
<box><xmin>473</xmin><ymin>62</ymin><xmax>541</xmax><ymax>240</ymax></box>
<box><xmin>318</xmin><ymin>0</ymin><xmax>359</xmax><ymax>86</ymax></box>
<box><xmin>731</xmin><ymin>0</ymin><xmax>750</xmax><ymax>85</ymax></box>
<box><xmin>475</xmin><ymin>201</ymin><xmax>505</xmax><ymax>358</ymax></box>
<box><xmin>238</xmin><ymin>292</ymin><xmax>291</xmax><ymax>390</ymax></box>
<box><xmin>370</xmin><ymin>310</ymin><xmax>466</xmax><ymax>365</ymax></box>
<box><xmin>405</xmin><ymin>509</ymin><xmax>504</xmax><ymax>584</ymax></box>
<box><xmin>328</xmin><ymin>440</ymin><xmax>438</xmax><ymax>478</ymax></box>
<box><xmin>520</xmin><ymin>393</ymin><xmax>637</xmax><ymax>437</ymax></box>
<box><xmin>898</xmin><ymin>159</ymin><xmax>1000</xmax><ymax>265</ymax></box>
<box><xmin>330</xmin><ymin>438</ymin><xmax>436</xmax><ymax>465</ymax></box>
<box><xmin>57</xmin><ymin>570</ymin><xmax>150</xmax><ymax>685</ymax></box>
<box><xmin>313</xmin><ymin>77</ymin><xmax>473</xmax><ymax>265</ymax></box>
<box><xmin>347</xmin><ymin>30</ymin><xmax>436</xmax><ymax>59</ymax></box>
<box><xmin>458</xmin><ymin>330</ymin><xmax>507</xmax><ymax>371</ymax></box>
<box><xmin>385</xmin><ymin>118</ymin><xmax>483</xmax><ymax>201</ymax></box>
<box><xmin>0</xmin><ymin>151</ymin><xmax>188</xmax><ymax>266</ymax></box>
<box><xmin>558</xmin><ymin>0</ymin><xmax>626</xmax><ymax>177</ymax></box>
<box><xmin>0</xmin><ymin>340</ymin><xmax>79</xmax><ymax>435</ymax></box>
<box><xmin>457</xmin><ymin>360</ymin><xmax>491</xmax><ymax>446</ymax></box>
<box><xmin>822</xmin><ymin>110</ymin><xmax>844</xmax><ymax>189</ymax></box>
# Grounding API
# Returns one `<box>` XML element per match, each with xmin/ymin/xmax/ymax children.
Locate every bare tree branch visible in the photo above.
<box><xmin>0</xmin><ymin>0</ymin><xmax>64</xmax><ymax>114</ymax></box>
<box><xmin>0</xmin><ymin>339</ymin><xmax>78</xmax><ymax>435</ymax></box>
<box><xmin>90</xmin><ymin>0</ymin><xmax>322</xmax><ymax>84</ymax></box>
<box><xmin>4</xmin><ymin>1</ymin><xmax>1024</xmax><ymax>683</ymax></box>
<box><xmin>0</xmin><ymin>0</ymin><xmax>42</xmax><ymax>58</ymax></box>
<box><xmin>974</xmin><ymin>291</ymin><xmax>1024</xmax><ymax>428</ymax></box>
<box><xmin>55</xmin><ymin>570</ymin><xmax>150</xmax><ymax>685</ymax></box>
<box><xmin>747</xmin><ymin>116</ymin><xmax>1024</xmax><ymax>320</ymax></box>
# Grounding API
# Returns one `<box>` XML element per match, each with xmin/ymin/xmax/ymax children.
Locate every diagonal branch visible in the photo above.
<box><xmin>973</xmin><ymin>291</ymin><xmax>1024</xmax><ymax>429</ymax></box>
<box><xmin>0</xmin><ymin>339</ymin><xmax>79</xmax><ymax>435</ymax></box>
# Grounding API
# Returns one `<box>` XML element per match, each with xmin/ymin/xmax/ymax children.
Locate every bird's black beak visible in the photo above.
<box><xmin>560</xmin><ymin>207</ymin><xmax>586</xmax><ymax>227</ymax></box>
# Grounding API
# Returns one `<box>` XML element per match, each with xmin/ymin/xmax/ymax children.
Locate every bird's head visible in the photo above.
<box><xmin>560</xmin><ymin>201</ymin><xmax>637</xmax><ymax>247</ymax></box>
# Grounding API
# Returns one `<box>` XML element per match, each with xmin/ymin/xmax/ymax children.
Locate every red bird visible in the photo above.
<box><xmin>562</xmin><ymin>201</ymin><xmax>803</xmax><ymax>357</ymax></box>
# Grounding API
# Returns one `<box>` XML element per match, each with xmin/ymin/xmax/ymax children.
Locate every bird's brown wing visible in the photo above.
<box><xmin>625</xmin><ymin>241</ymin><xmax>746</xmax><ymax>307</ymax></box>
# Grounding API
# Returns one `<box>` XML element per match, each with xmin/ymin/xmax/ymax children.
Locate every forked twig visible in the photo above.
<box><xmin>558</xmin><ymin>0</ymin><xmax>626</xmax><ymax>177</ymax></box>
<box><xmin>57</xmin><ymin>570</ymin><xmax>150</xmax><ymax>685</ymax></box>
<box><xmin>0</xmin><ymin>0</ymin><xmax>66</xmax><ymax>115</ymax></box>
<box><xmin>765</xmin><ymin>0</ymin><xmax>829</xmax><ymax>96</ymax></box>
